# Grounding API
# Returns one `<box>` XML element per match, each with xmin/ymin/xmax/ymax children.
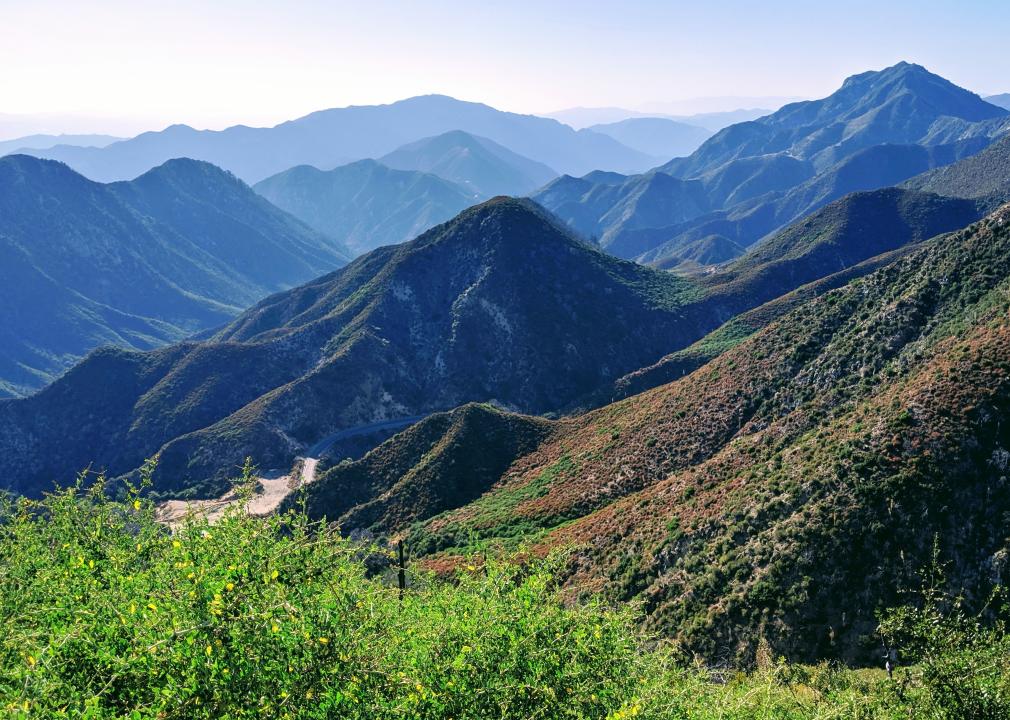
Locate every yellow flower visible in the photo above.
<box><xmin>26</xmin><ymin>655</ymin><xmax>35</xmax><ymax>668</ymax></box>
<box><xmin>133</xmin><ymin>500</ymin><xmax>142</xmax><ymax>510</ymax></box>
<box><xmin>225</xmin><ymin>582</ymin><xmax>234</xmax><ymax>591</ymax></box>
<box><xmin>147</xmin><ymin>603</ymin><xmax>157</xmax><ymax>612</ymax></box>
<box><xmin>272</xmin><ymin>624</ymin><xmax>280</xmax><ymax>633</ymax></box>
<box><xmin>271</xmin><ymin>569</ymin><xmax>279</xmax><ymax>580</ymax></box>
<box><xmin>172</xmin><ymin>540</ymin><xmax>181</xmax><ymax>549</ymax></box>
<box><xmin>305</xmin><ymin>690</ymin><xmax>314</xmax><ymax>699</ymax></box>
<box><xmin>205</xmin><ymin>644</ymin><xmax>213</xmax><ymax>656</ymax></box>
<box><xmin>318</xmin><ymin>637</ymin><xmax>329</xmax><ymax>645</ymax></box>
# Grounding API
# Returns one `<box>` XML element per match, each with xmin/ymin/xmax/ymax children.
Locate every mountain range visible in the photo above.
<box><xmin>0</xmin><ymin>133</ymin><xmax>121</xmax><ymax>156</ymax></box>
<box><xmin>533</xmin><ymin>63</ymin><xmax>1010</xmax><ymax>265</ymax></box>
<box><xmin>18</xmin><ymin>96</ymin><xmax>657</xmax><ymax>184</ymax></box>
<box><xmin>379</xmin><ymin>130</ymin><xmax>557</xmax><ymax>198</ymax></box>
<box><xmin>253</xmin><ymin>159</ymin><xmax>476</xmax><ymax>256</ymax></box>
<box><xmin>253</xmin><ymin>131</ymin><xmax>560</xmax><ymax>256</ymax></box>
<box><xmin>0</xmin><ymin>155</ymin><xmax>349</xmax><ymax>397</ymax></box>
<box><xmin>0</xmin><ymin>198</ymin><xmax>715</xmax><ymax>497</ymax></box>
<box><xmin>5</xmin><ymin>145</ymin><xmax>999</xmax><ymax>495</ymax></box>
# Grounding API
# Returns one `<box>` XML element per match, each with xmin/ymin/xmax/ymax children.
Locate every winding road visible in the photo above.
<box><xmin>299</xmin><ymin>414</ymin><xmax>428</xmax><ymax>483</ymax></box>
<box><xmin>156</xmin><ymin>415</ymin><xmax>426</xmax><ymax>525</ymax></box>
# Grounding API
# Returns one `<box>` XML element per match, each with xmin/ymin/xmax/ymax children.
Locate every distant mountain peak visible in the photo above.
<box><xmin>127</xmin><ymin>156</ymin><xmax>246</xmax><ymax>189</ymax></box>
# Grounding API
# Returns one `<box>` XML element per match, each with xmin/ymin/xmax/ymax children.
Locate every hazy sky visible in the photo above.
<box><xmin>2</xmin><ymin>0</ymin><xmax>1009</xmax><ymax>135</ymax></box>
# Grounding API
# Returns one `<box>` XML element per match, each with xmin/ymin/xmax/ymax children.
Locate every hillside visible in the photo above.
<box><xmin>0</xmin><ymin>155</ymin><xmax>349</xmax><ymax>397</ymax></box>
<box><xmin>902</xmin><ymin>132</ymin><xmax>1010</xmax><ymax>198</ymax></box>
<box><xmin>254</xmin><ymin>159</ymin><xmax>476</xmax><ymax>255</ymax></box>
<box><xmin>24</xmin><ymin>95</ymin><xmax>654</xmax><ymax>183</ymax></box>
<box><xmin>297</xmin><ymin>403</ymin><xmax>558</xmax><ymax>533</ymax></box>
<box><xmin>312</xmin><ymin>205</ymin><xmax>1010</xmax><ymax>664</ymax></box>
<box><xmin>586</xmin><ymin>118</ymin><xmax>712</xmax><ymax>159</ymax></box>
<box><xmin>294</xmin><ymin>200</ymin><xmax>1010</xmax><ymax>662</ymax></box>
<box><xmin>380</xmin><ymin>130</ymin><xmax>557</xmax><ymax>198</ymax></box>
<box><xmin>0</xmin><ymin>198</ymin><xmax>713</xmax><ymax>497</ymax></box>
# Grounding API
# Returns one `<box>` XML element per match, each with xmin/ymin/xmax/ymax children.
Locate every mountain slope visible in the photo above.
<box><xmin>535</xmin><ymin>64</ymin><xmax>1008</xmax><ymax>262</ymax></box>
<box><xmin>295</xmin><ymin>403</ymin><xmax>558</xmax><ymax>533</ymax></box>
<box><xmin>25</xmin><ymin>96</ymin><xmax>654</xmax><ymax>183</ymax></box>
<box><xmin>299</xmin><ymin>188</ymin><xmax>991</xmax><ymax>514</ymax></box>
<box><xmin>0</xmin><ymin>198</ymin><xmax>711</xmax><ymax>497</ymax></box>
<box><xmin>380</xmin><ymin>130</ymin><xmax>557</xmax><ymax>198</ymax></box>
<box><xmin>254</xmin><ymin>160</ymin><xmax>476</xmax><ymax>256</ymax></box>
<box><xmin>902</xmin><ymin>133</ymin><xmax>1010</xmax><ymax>199</ymax></box>
<box><xmin>586</xmin><ymin>118</ymin><xmax>712</xmax><ymax>160</ymax></box>
<box><xmin>319</xmin><ymin>205</ymin><xmax>1010</xmax><ymax>664</ymax></box>
<box><xmin>0</xmin><ymin>155</ymin><xmax>349</xmax><ymax>397</ymax></box>
<box><xmin>622</xmin><ymin>140</ymin><xmax>988</xmax><ymax>265</ymax></box>
<box><xmin>663</xmin><ymin>62</ymin><xmax>1007</xmax><ymax>178</ymax></box>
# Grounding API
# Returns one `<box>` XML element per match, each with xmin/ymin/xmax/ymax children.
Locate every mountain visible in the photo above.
<box><xmin>531</xmin><ymin>171</ymin><xmax>713</xmax><ymax>251</ymax></box>
<box><xmin>987</xmin><ymin>93</ymin><xmax>1010</xmax><ymax>110</ymax></box>
<box><xmin>579</xmin><ymin>187</ymin><xmax>993</xmax><ymax>403</ymax></box>
<box><xmin>379</xmin><ymin>130</ymin><xmax>557</xmax><ymax>198</ymax></box>
<box><xmin>534</xmin><ymin>63</ymin><xmax>1009</xmax><ymax>262</ymax></box>
<box><xmin>24</xmin><ymin>96</ymin><xmax>655</xmax><ymax>183</ymax></box>
<box><xmin>301</xmin><ymin>203</ymin><xmax>1010</xmax><ymax>665</ymax></box>
<box><xmin>0</xmin><ymin>155</ymin><xmax>349</xmax><ymax>397</ymax></box>
<box><xmin>663</xmin><ymin>62</ymin><xmax>1007</xmax><ymax>178</ymax></box>
<box><xmin>902</xmin><ymin>133</ymin><xmax>1010</xmax><ymax>199</ymax></box>
<box><xmin>631</xmin><ymin>141</ymin><xmax>987</xmax><ymax>265</ymax></box>
<box><xmin>253</xmin><ymin>159</ymin><xmax>476</xmax><ymax>256</ymax></box>
<box><xmin>0</xmin><ymin>133</ymin><xmax>121</xmax><ymax>156</ymax></box>
<box><xmin>295</xmin><ymin>403</ymin><xmax>557</xmax><ymax>534</ymax></box>
<box><xmin>0</xmin><ymin>198</ymin><xmax>718</xmax><ymax>497</ymax></box>
<box><xmin>586</xmin><ymin>118</ymin><xmax>712</xmax><ymax>159</ymax></box>
<box><xmin>536</xmin><ymin>141</ymin><xmax>931</xmax><ymax>260</ymax></box>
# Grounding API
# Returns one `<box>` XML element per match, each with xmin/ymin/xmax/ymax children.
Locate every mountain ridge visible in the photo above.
<box><xmin>254</xmin><ymin>159</ymin><xmax>476</xmax><ymax>256</ymax></box>
<box><xmin>0</xmin><ymin>154</ymin><xmax>349</xmax><ymax>397</ymax></box>
<box><xmin>23</xmin><ymin>95</ymin><xmax>655</xmax><ymax>183</ymax></box>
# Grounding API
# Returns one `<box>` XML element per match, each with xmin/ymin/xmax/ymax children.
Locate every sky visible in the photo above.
<box><xmin>2</xmin><ymin>0</ymin><xmax>1009</xmax><ymax>137</ymax></box>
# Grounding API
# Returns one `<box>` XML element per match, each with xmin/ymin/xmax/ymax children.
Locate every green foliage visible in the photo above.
<box><xmin>879</xmin><ymin>545</ymin><xmax>1010</xmax><ymax>719</ymax></box>
<box><xmin>1</xmin><ymin>471</ymin><xmax>1005</xmax><ymax>718</ymax></box>
<box><xmin>0</xmin><ymin>471</ymin><xmax>659</xmax><ymax>719</ymax></box>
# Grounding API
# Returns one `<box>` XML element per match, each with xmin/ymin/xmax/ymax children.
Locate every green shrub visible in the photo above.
<box><xmin>879</xmin><ymin>548</ymin><xmax>1010</xmax><ymax>720</ymax></box>
<box><xmin>0</xmin><ymin>472</ymin><xmax>670</xmax><ymax>719</ymax></box>
<box><xmin>0</xmin><ymin>471</ymin><xmax>1003</xmax><ymax>719</ymax></box>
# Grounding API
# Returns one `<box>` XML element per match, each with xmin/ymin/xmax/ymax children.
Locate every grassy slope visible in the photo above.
<box><xmin>404</xmin><ymin>205</ymin><xmax>1010</xmax><ymax>662</ymax></box>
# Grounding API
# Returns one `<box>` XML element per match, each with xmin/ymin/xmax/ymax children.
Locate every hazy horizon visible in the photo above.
<box><xmin>2</xmin><ymin>0</ymin><xmax>1009</xmax><ymax>139</ymax></box>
